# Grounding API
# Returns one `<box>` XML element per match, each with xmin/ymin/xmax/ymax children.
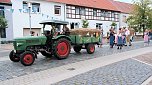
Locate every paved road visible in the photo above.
<box><xmin>0</xmin><ymin>41</ymin><xmax>151</xmax><ymax>82</ymax></box>
<box><xmin>53</xmin><ymin>59</ymin><xmax>152</xmax><ymax>85</ymax></box>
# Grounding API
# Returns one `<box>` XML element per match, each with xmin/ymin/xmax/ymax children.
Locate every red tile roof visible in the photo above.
<box><xmin>109</xmin><ymin>0</ymin><xmax>133</xmax><ymax>13</ymax></box>
<box><xmin>0</xmin><ymin>0</ymin><xmax>11</xmax><ymax>4</ymax></box>
<box><xmin>47</xmin><ymin>0</ymin><xmax>119</xmax><ymax>11</ymax></box>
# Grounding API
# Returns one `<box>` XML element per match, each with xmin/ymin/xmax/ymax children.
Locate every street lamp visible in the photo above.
<box><xmin>28</xmin><ymin>1</ymin><xmax>32</xmax><ymax>35</ymax></box>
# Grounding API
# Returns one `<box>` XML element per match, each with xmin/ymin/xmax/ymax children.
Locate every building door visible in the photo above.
<box><xmin>70</xmin><ymin>23</ymin><xmax>74</xmax><ymax>29</ymax></box>
<box><xmin>23</xmin><ymin>28</ymin><xmax>41</xmax><ymax>36</ymax></box>
<box><xmin>0</xmin><ymin>29</ymin><xmax>6</xmax><ymax>38</ymax></box>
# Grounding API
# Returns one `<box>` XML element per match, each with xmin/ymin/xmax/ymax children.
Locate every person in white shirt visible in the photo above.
<box><xmin>117</xmin><ymin>28</ymin><xmax>123</xmax><ymax>49</ymax></box>
<box><xmin>125</xmin><ymin>28</ymin><xmax>131</xmax><ymax>46</ymax></box>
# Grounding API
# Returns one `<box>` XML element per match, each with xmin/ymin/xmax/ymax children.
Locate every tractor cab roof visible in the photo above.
<box><xmin>40</xmin><ymin>20</ymin><xmax>69</xmax><ymax>25</ymax></box>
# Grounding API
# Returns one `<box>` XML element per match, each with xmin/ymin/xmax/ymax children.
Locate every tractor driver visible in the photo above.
<box><xmin>62</xmin><ymin>25</ymin><xmax>70</xmax><ymax>35</ymax></box>
<box><xmin>51</xmin><ymin>26</ymin><xmax>59</xmax><ymax>37</ymax></box>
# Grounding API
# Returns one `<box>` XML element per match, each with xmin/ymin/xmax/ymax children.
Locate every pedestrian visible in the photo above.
<box><xmin>125</xmin><ymin>28</ymin><xmax>131</xmax><ymax>46</ymax></box>
<box><xmin>98</xmin><ymin>26</ymin><xmax>103</xmax><ymax>48</ymax></box>
<box><xmin>31</xmin><ymin>31</ymin><xmax>35</xmax><ymax>36</ymax></box>
<box><xmin>129</xmin><ymin>28</ymin><xmax>135</xmax><ymax>42</ymax></box>
<box><xmin>117</xmin><ymin>28</ymin><xmax>123</xmax><ymax>49</ymax></box>
<box><xmin>109</xmin><ymin>27</ymin><xmax>115</xmax><ymax>48</ymax></box>
<box><xmin>144</xmin><ymin>29</ymin><xmax>150</xmax><ymax>46</ymax></box>
<box><xmin>122</xmin><ymin>27</ymin><xmax>127</xmax><ymax>46</ymax></box>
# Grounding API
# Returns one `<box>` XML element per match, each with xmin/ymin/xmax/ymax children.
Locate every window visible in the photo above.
<box><xmin>75</xmin><ymin>7</ymin><xmax>80</xmax><ymax>14</ymax></box>
<box><xmin>23</xmin><ymin>1</ymin><xmax>40</xmax><ymax>13</ymax></box>
<box><xmin>123</xmin><ymin>15</ymin><xmax>127</xmax><ymax>22</ymax></box>
<box><xmin>93</xmin><ymin>9</ymin><xmax>97</xmax><ymax>16</ymax></box>
<box><xmin>66</xmin><ymin>6</ymin><xmax>72</xmax><ymax>18</ymax></box>
<box><xmin>23</xmin><ymin>1</ymin><xmax>28</xmax><ymax>12</ymax></box>
<box><xmin>32</xmin><ymin>3</ymin><xmax>40</xmax><ymax>13</ymax></box>
<box><xmin>80</xmin><ymin>8</ymin><xmax>85</xmax><ymax>15</ymax></box>
<box><xmin>101</xmin><ymin>11</ymin><xmax>105</xmax><ymax>17</ymax></box>
<box><xmin>54</xmin><ymin>5</ymin><xmax>61</xmax><ymax>15</ymax></box>
<box><xmin>111</xmin><ymin>12</ymin><xmax>115</xmax><ymax>18</ymax></box>
<box><xmin>0</xmin><ymin>7</ymin><xmax>4</xmax><ymax>17</ymax></box>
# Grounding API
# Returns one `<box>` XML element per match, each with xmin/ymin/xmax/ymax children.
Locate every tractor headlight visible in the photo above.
<box><xmin>16</xmin><ymin>43</ymin><xmax>23</xmax><ymax>47</ymax></box>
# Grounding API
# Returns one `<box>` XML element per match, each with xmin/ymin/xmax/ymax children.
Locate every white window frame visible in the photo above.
<box><xmin>23</xmin><ymin>1</ymin><xmax>40</xmax><ymax>13</ymax></box>
<box><xmin>54</xmin><ymin>5</ymin><xmax>61</xmax><ymax>15</ymax></box>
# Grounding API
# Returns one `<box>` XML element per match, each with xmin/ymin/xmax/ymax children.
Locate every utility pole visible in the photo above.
<box><xmin>28</xmin><ymin>1</ymin><xmax>32</xmax><ymax>36</ymax></box>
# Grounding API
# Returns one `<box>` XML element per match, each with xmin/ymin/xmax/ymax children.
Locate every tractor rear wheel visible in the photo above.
<box><xmin>9</xmin><ymin>50</ymin><xmax>20</xmax><ymax>62</ymax></box>
<box><xmin>54</xmin><ymin>38</ymin><xmax>71</xmax><ymax>60</ymax></box>
<box><xmin>20</xmin><ymin>51</ymin><xmax>35</xmax><ymax>66</ymax></box>
<box><xmin>73</xmin><ymin>45</ymin><xmax>82</xmax><ymax>53</ymax></box>
<box><xmin>41</xmin><ymin>51</ymin><xmax>52</xmax><ymax>58</ymax></box>
<box><xmin>86</xmin><ymin>44</ymin><xmax>95</xmax><ymax>54</ymax></box>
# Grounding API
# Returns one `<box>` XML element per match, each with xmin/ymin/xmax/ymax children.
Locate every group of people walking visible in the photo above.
<box><xmin>95</xmin><ymin>26</ymin><xmax>151</xmax><ymax>49</ymax></box>
<box><xmin>109</xmin><ymin>27</ymin><xmax>133</xmax><ymax>49</ymax></box>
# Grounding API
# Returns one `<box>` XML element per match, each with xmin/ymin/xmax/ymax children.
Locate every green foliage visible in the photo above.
<box><xmin>127</xmin><ymin>0</ymin><xmax>152</xmax><ymax>32</ymax></box>
<box><xmin>0</xmin><ymin>16</ymin><xmax>7</xmax><ymax>29</ymax></box>
<box><xmin>111</xmin><ymin>22</ymin><xmax>117</xmax><ymax>26</ymax></box>
<box><xmin>82</xmin><ymin>19</ymin><xmax>89</xmax><ymax>28</ymax></box>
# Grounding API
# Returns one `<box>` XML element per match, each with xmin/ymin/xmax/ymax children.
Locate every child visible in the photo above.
<box><xmin>144</xmin><ymin>29</ymin><xmax>150</xmax><ymax>46</ymax></box>
<box><xmin>117</xmin><ymin>28</ymin><xmax>123</xmax><ymax>49</ymax></box>
<box><xmin>31</xmin><ymin>31</ymin><xmax>35</xmax><ymax>36</ymax></box>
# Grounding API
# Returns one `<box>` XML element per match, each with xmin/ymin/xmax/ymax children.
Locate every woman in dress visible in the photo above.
<box><xmin>109</xmin><ymin>28</ymin><xmax>115</xmax><ymax>48</ymax></box>
<box><xmin>144</xmin><ymin>29</ymin><xmax>150</xmax><ymax>46</ymax></box>
<box><xmin>117</xmin><ymin>28</ymin><xmax>123</xmax><ymax>49</ymax></box>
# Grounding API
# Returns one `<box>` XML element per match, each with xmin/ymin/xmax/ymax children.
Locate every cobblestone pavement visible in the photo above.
<box><xmin>0</xmin><ymin>42</ymin><xmax>152</xmax><ymax>81</ymax></box>
<box><xmin>53</xmin><ymin>59</ymin><xmax>152</xmax><ymax>85</ymax></box>
<box><xmin>134</xmin><ymin>52</ymin><xmax>152</xmax><ymax>65</ymax></box>
<box><xmin>134</xmin><ymin>52</ymin><xmax>152</xmax><ymax>85</ymax></box>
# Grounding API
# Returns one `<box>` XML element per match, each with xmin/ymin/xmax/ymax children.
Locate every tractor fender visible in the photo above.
<box><xmin>53</xmin><ymin>35</ymin><xmax>71</xmax><ymax>42</ymax></box>
<box><xmin>25</xmin><ymin>50</ymin><xmax>38</xmax><ymax>59</ymax></box>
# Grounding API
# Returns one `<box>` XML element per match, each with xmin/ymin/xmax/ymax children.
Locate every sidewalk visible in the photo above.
<box><xmin>0</xmin><ymin>46</ymin><xmax>152</xmax><ymax>85</ymax></box>
<box><xmin>0</xmin><ymin>43</ymin><xmax>13</xmax><ymax>50</ymax></box>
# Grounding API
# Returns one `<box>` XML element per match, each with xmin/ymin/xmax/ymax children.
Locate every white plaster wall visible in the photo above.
<box><xmin>11</xmin><ymin>0</ymin><xmax>66</xmax><ymax>38</ymax></box>
<box><xmin>119</xmin><ymin>13</ymin><xmax>129</xmax><ymax>28</ymax></box>
<box><xmin>10</xmin><ymin>0</ymin><xmax>127</xmax><ymax>38</ymax></box>
<box><xmin>0</xmin><ymin>5</ymin><xmax>13</xmax><ymax>41</ymax></box>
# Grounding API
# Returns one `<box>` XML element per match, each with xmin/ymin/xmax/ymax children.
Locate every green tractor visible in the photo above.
<box><xmin>9</xmin><ymin>20</ymin><xmax>101</xmax><ymax>66</ymax></box>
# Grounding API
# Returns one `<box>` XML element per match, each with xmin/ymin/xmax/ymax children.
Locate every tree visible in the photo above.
<box><xmin>82</xmin><ymin>19</ymin><xmax>89</xmax><ymax>28</ymax></box>
<box><xmin>110</xmin><ymin>22</ymin><xmax>117</xmax><ymax>29</ymax></box>
<box><xmin>0</xmin><ymin>16</ymin><xmax>7</xmax><ymax>37</ymax></box>
<box><xmin>127</xmin><ymin>0</ymin><xmax>152</xmax><ymax>34</ymax></box>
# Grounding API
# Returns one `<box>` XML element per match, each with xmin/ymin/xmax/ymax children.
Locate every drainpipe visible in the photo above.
<box><xmin>119</xmin><ymin>12</ymin><xmax>121</xmax><ymax>31</ymax></box>
<box><xmin>64</xmin><ymin>4</ymin><xmax>66</xmax><ymax>21</ymax></box>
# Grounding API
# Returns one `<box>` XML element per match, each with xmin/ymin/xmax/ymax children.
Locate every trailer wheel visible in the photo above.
<box><xmin>9</xmin><ymin>50</ymin><xmax>20</xmax><ymax>62</ymax></box>
<box><xmin>54</xmin><ymin>38</ymin><xmax>71</xmax><ymax>60</ymax></box>
<box><xmin>20</xmin><ymin>51</ymin><xmax>35</xmax><ymax>66</ymax></box>
<box><xmin>73</xmin><ymin>45</ymin><xmax>82</xmax><ymax>53</ymax></box>
<box><xmin>41</xmin><ymin>51</ymin><xmax>52</xmax><ymax>58</ymax></box>
<box><xmin>86</xmin><ymin>44</ymin><xmax>95</xmax><ymax>54</ymax></box>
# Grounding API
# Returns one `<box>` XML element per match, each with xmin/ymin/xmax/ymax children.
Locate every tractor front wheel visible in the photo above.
<box><xmin>9</xmin><ymin>50</ymin><xmax>20</xmax><ymax>62</ymax></box>
<box><xmin>86</xmin><ymin>44</ymin><xmax>95</xmax><ymax>54</ymax></box>
<box><xmin>54</xmin><ymin>38</ymin><xmax>71</xmax><ymax>60</ymax></box>
<box><xmin>20</xmin><ymin>51</ymin><xmax>35</xmax><ymax>66</ymax></box>
<box><xmin>73</xmin><ymin>45</ymin><xmax>82</xmax><ymax>53</ymax></box>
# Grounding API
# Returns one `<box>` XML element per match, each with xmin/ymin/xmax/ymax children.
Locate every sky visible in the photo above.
<box><xmin>114</xmin><ymin>0</ymin><xmax>133</xmax><ymax>3</ymax></box>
